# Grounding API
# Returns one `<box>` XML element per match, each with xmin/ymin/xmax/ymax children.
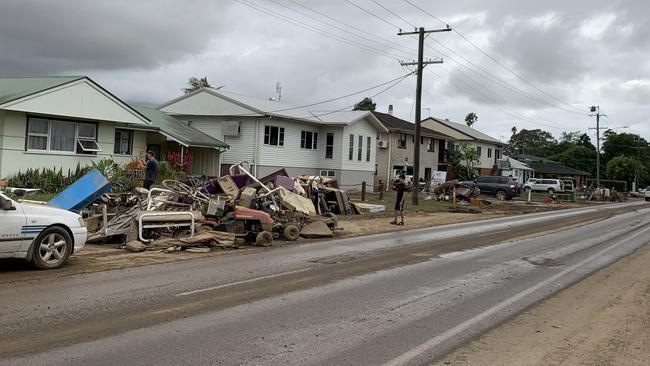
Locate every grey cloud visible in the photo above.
<box><xmin>0</xmin><ymin>0</ymin><xmax>229</xmax><ymax>76</ymax></box>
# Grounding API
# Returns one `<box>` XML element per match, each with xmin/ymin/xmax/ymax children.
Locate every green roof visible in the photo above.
<box><xmin>0</xmin><ymin>76</ymin><xmax>84</xmax><ymax>104</ymax></box>
<box><xmin>132</xmin><ymin>106</ymin><xmax>229</xmax><ymax>149</ymax></box>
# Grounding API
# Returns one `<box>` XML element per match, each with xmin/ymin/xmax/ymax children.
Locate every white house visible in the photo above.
<box><xmin>0</xmin><ymin>77</ymin><xmax>227</xmax><ymax>179</ymax></box>
<box><xmin>421</xmin><ymin>117</ymin><xmax>504</xmax><ymax>176</ymax></box>
<box><xmin>159</xmin><ymin>88</ymin><xmax>388</xmax><ymax>190</ymax></box>
<box><xmin>497</xmin><ymin>155</ymin><xmax>534</xmax><ymax>183</ymax></box>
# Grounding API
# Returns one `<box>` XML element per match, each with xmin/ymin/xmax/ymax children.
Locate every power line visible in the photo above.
<box><xmin>234</xmin><ymin>0</ymin><xmax>404</xmax><ymax>61</ymax></box>
<box><xmin>264</xmin><ymin>0</ymin><xmax>415</xmax><ymax>59</ymax></box>
<box><xmin>344</xmin><ymin>0</ymin><xmax>402</xmax><ymax>30</ymax></box>
<box><xmin>423</xmin><ymin>68</ymin><xmax>568</xmax><ymax>131</ymax></box>
<box><xmin>403</xmin><ymin>0</ymin><xmax>589</xmax><ymax>115</ymax></box>
<box><xmin>223</xmin><ymin>71</ymin><xmax>416</xmax><ymax>116</ymax></box>
<box><xmin>309</xmin><ymin>72</ymin><xmax>413</xmax><ymax>117</ymax></box>
<box><xmin>371</xmin><ymin>0</ymin><xmax>416</xmax><ymax>29</ymax></box>
<box><xmin>285</xmin><ymin>0</ymin><xmax>418</xmax><ymax>55</ymax></box>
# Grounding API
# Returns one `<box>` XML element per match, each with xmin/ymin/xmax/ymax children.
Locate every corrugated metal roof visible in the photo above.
<box><xmin>372</xmin><ymin>111</ymin><xmax>451</xmax><ymax>138</ymax></box>
<box><xmin>160</xmin><ymin>88</ymin><xmax>387</xmax><ymax>131</ymax></box>
<box><xmin>0</xmin><ymin>76</ymin><xmax>84</xmax><ymax>104</ymax></box>
<box><xmin>425</xmin><ymin>117</ymin><xmax>503</xmax><ymax>145</ymax></box>
<box><xmin>132</xmin><ymin>106</ymin><xmax>229</xmax><ymax>149</ymax></box>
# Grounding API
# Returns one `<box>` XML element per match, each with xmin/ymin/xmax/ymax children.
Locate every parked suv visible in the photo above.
<box><xmin>523</xmin><ymin>178</ymin><xmax>564</xmax><ymax>194</ymax></box>
<box><xmin>461</xmin><ymin>176</ymin><xmax>519</xmax><ymax>201</ymax></box>
<box><xmin>0</xmin><ymin>192</ymin><xmax>87</xmax><ymax>269</ymax></box>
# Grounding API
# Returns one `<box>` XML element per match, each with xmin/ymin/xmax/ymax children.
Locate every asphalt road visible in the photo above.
<box><xmin>1</xmin><ymin>201</ymin><xmax>649</xmax><ymax>366</ymax></box>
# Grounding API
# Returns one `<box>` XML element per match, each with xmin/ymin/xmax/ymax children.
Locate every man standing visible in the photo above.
<box><xmin>144</xmin><ymin>151</ymin><xmax>158</xmax><ymax>189</ymax></box>
<box><xmin>391</xmin><ymin>174</ymin><xmax>407</xmax><ymax>225</ymax></box>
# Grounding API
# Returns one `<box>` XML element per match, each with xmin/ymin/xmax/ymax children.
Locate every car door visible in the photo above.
<box><xmin>477</xmin><ymin>177</ymin><xmax>495</xmax><ymax>195</ymax></box>
<box><xmin>0</xmin><ymin>195</ymin><xmax>27</xmax><ymax>253</ymax></box>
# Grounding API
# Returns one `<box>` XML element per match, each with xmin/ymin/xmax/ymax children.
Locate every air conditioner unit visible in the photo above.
<box><xmin>223</xmin><ymin>121</ymin><xmax>241</xmax><ymax>136</ymax></box>
<box><xmin>377</xmin><ymin>140</ymin><xmax>388</xmax><ymax>149</ymax></box>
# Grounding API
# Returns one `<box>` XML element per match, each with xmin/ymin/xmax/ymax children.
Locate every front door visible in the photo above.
<box><xmin>0</xmin><ymin>196</ymin><xmax>27</xmax><ymax>253</ymax></box>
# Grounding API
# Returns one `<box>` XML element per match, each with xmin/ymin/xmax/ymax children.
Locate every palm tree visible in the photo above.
<box><xmin>465</xmin><ymin>112</ymin><xmax>478</xmax><ymax>128</ymax></box>
<box><xmin>182</xmin><ymin>76</ymin><xmax>218</xmax><ymax>94</ymax></box>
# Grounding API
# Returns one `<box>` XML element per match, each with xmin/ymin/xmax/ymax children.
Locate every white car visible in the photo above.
<box><xmin>523</xmin><ymin>178</ymin><xmax>564</xmax><ymax>194</ymax></box>
<box><xmin>0</xmin><ymin>192</ymin><xmax>87</xmax><ymax>269</ymax></box>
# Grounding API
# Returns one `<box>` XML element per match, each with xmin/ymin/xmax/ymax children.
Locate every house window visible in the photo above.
<box><xmin>325</xmin><ymin>133</ymin><xmax>334</xmax><ymax>159</ymax></box>
<box><xmin>487</xmin><ymin>148</ymin><xmax>492</xmax><ymax>158</ymax></box>
<box><xmin>319</xmin><ymin>170</ymin><xmax>336</xmax><ymax>177</ymax></box>
<box><xmin>495</xmin><ymin>148</ymin><xmax>502</xmax><ymax>159</ymax></box>
<box><xmin>264</xmin><ymin>125</ymin><xmax>284</xmax><ymax>146</ymax></box>
<box><xmin>366</xmin><ymin>136</ymin><xmax>371</xmax><ymax>162</ymax></box>
<box><xmin>300</xmin><ymin>131</ymin><xmax>318</xmax><ymax>150</ymax></box>
<box><xmin>348</xmin><ymin>134</ymin><xmax>354</xmax><ymax>160</ymax></box>
<box><xmin>114</xmin><ymin>129</ymin><xmax>134</xmax><ymax>155</ymax></box>
<box><xmin>476</xmin><ymin>146</ymin><xmax>482</xmax><ymax>157</ymax></box>
<box><xmin>357</xmin><ymin>135</ymin><xmax>363</xmax><ymax>161</ymax></box>
<box><xmin>397</xmin><ymin>133</ymin><xmax>407</xmax><ymax>149</ymax></box>
<box><xmin>26</xmin><ymin>117</ymin><xmax>99</xmax><ymax>154</ymax></box>
<box><xmin>428</xmin><ymin>138</ymin><xmax>435</xmax><ymax>152</ymax></box>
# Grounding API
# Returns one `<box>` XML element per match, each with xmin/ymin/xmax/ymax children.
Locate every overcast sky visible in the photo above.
<box><xmin>2</xmin><ymin>0</ymin><xmax>648</xmax><ymax>142</ymax></box>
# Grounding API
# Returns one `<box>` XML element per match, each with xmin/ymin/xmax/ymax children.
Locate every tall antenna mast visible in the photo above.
<box><xmin>276</xmin><ymin>82</ymin><xmax>282</xmax><ymax>102</ymax></box>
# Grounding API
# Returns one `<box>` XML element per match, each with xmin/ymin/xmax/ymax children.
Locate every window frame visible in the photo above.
<box><xmin>357</xmin><ymin>135</ymin><xmax>363</xmax><ymax>161</ymax></box>
<box><xmin>476</xmin><ymin>146</ymin><xmax>482</xmax><ymax>157</ymax></box>
<box><xmin>397</xmin><ymin>133</ymin><xmax>407</xmax><ymax>149</ymax></box>
<box><xmin>366</xmin><ymin>136</ymin><xmax>371</xmax><ymax>162</ymax></box>
<box><xmin>487</xmin><ymin>148</ymin><xmax>492</xmax><ymax>158</ymax></box>
<box><xmin>348</xmin><ymin>134</ymin><xmax>354</xmax><ymax>160</ymax></box>
<box><xmin>300</xmin><ymin>130</ymin><xmax>318</xmax><ymax>150</ymax></box>
<box><xmin>325</xmin><ymin>132</ymin><xmax>334</xmax><ymax>159</ymax></box>
<box><xmin>114</xmin><ymin>129</ymin><xmax>134</xmax><ymax>155</ymax></box>
<box><xmin>427</xmin><ymin>138</ymin><xmax>435</xmax><ymax>152</ymax></box>
<box><xmin>25</xmin><ymin>116</ymin><xmax>100</xmax><ymax>155</ymax></box>
<box><xmin>263</xmin><ymin>125</ymin><xmax>285</xmax><ymax>147</ymax></box>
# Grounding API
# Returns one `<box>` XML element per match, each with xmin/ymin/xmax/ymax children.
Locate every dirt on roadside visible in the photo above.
<box><xmin>0</xmin><ymin>201</ymin><xmax>585</xmax><ymax>282</ymax></box>
<box><xmin>433</xmin><ymin>243</ymin><xmax>650</xmax><ymax>366</ymax></box>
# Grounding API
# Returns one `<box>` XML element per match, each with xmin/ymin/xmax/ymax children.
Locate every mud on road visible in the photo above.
<box><xmin>0</xmin><ymin>201</ymin><xmax>590</xmax><ymax>282</ymax></box>
<box><xmin>434</xmin><ymin>242</ymin><xmax>650</xmax><ymax>366</ymax></box>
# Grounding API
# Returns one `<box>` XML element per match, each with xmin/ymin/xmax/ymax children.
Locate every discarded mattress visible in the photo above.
<box><xmin>47</xmin><ymin>169</ymin><xmax>112</xmax><ymax>211</ymax></box>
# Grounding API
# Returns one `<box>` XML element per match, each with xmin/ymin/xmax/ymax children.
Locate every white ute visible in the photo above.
<box><xmin>0</xmin><ymin>192</ymin><xmax>87</xmax><ymax>269</ymax></box>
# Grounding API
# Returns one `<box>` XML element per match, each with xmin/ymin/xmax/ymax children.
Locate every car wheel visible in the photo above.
<box><xmin>548</xmin><ymin>188</ymin><xmax>555</xmax><ymax>194</ymax></box>
<box><xmin>495</xmin><ymin>190</ymin><xmax>507</xmax><ymax>201</ymax></box>
<box><xmin>31</xmin><ymin>226</ymin><xmax>72</xmax><ymax>270</ymax></box>
<box><xmin>283</xmin><ymin>225</ymin><xmax>300</xmax><ymax>241</ymax></box>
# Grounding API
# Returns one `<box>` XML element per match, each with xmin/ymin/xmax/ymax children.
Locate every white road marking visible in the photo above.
<box><xmin>176</xmin><ymin>268</ymin><xmax>313</xmax><ymax>297</ymax></box>
<box><xmin>382</xmin><ymin>225</ymin><xmax>650</xmax><ymax>366</ymax></box>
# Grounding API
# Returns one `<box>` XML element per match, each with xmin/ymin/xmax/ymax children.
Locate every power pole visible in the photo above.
<box><xmin>589</xmin><ymin>106</ymin><xmax>607</xmax><ymax>187</ymax></box>
<box><xmin>399</xmin><ymin>26</ymin><xmax>451</xmax><ymax>205</ymax></box>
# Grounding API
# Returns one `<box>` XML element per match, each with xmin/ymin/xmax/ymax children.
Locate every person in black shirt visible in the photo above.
<box><xmin>143</xmin><ymin>151</ymin><xmax>158</xmax><ymax>189</ymax></box>
<box><xmin>391</xmin><ymin>174</ymin><xmax>408</xmax><ymax>225</ymax></box>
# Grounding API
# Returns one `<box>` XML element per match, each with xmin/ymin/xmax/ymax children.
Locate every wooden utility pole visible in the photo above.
<box><xmin>399</xmin><ymin>26</ymin><xmax>450</xmax><ymax>205</ymax></box>
<box><xmin>589</xmin><ymin>106</ymin><xmax>607</xmax><ymax>187</ymax></box>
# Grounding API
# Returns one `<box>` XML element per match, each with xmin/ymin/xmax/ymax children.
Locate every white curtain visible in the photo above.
<box><xmin>50</xmin><ymin>121</ymin><xmax>75</xmax><ymax>152</ymax></box>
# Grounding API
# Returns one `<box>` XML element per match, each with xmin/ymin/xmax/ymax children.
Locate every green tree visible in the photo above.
<box><xmin>606</xmin><ymin>155</ymin><xmax>645</xmax><ymax>188</ymax></box>
<box><xmin>353</xmin><ymin>97</ymin><xmax>376</xmax><ymax>111</ymax></box>
<box><xmin>602</xmin><ymin>132</ymin><xmax>649</xmax><ymax>163</ymax></box>
<box><xmin>506</xmin><ymin>128</ymin><xmax>557</xmax><ymax>156</ymax></box>
<box><xmin>449</xmin><ymin>142</ymin><xmax>481</xmax><ymax>181</ymax></box>
<box><xmin>183</xmin><ymin>76</ymin><xmax>213</xmax><ymax>94</ymax></box>
<box><xmin>465</xmin><ymin>112</ymin><xmax>478</xmax><ymax>127</ymax></box>
<box><xmin>548</xmin><ymin>145</ymin><xmax>597</xmax><ymax>176</ymax></box>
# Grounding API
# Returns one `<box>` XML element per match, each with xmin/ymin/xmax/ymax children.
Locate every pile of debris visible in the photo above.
<box><xmin>67</xmin><ymin>161</ymin><xmax>370</xmax><ymax>252</ymax></box>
